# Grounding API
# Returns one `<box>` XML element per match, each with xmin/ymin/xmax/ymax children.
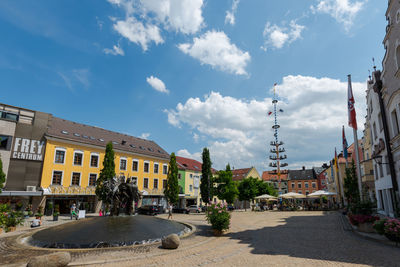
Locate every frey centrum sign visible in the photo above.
<box><xmin>12</xmin><ymin>137</ymin><xmax>45</xmax><ymax>161</ymax></box>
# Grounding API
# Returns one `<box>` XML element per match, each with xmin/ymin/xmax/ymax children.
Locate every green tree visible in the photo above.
<box><xmin>215</xmin><ymin>164</ymin><xmax>238</xmax><ymax>204</ymax></box>
<box><xmin>164</xmin><ymin>153</ymin><xmax>179</xmax><ymax>205</ymax></box>
<box><xmin>256</xmin><ymin>180</ymin><xmax>278</xmax><ymax>197</ymax></box>
<box><xmin>237</xmin><ymin>177</ymin><xmax>259</xmax><ymax>211</ymax></box>
<box><xmin>201</xmin><ymin>147</ymin><xmax>213</xmax><ymax>204</ymax></box>
<box><xmin>95</xmin><ymin>142</ymin><xmax>116</xmax><ymax>205</ymax></box>
<box><xmin>344</xmin><ymin>160</ymin><xmax>360</xmax><ymax>208</ymax></box>
<box><xmin>0</xmin><ymin>155</ymin><xmax>5</xmax><ymax>193</ymax></box>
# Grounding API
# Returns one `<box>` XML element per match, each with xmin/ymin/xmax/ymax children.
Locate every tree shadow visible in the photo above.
<box><xmin>226</xmin><ymin>213</ymin><xmax>400</xmax><ymax>265</ymax></box>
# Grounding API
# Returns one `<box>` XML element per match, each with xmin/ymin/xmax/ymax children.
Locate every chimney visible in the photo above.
<box><xmin>302</xmin><ymin>166</ymin><xmax>305</xmax><ymax>170</ymax></box>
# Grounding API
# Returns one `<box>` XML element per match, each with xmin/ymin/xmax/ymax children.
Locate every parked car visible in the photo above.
<box><xmin>138</xmin><ymin>205</ymin><xmax>159</xmax><ymax>216</ymax></box>
<box><xmin>172</xmin><ymin>207</ymin><xmax>190</xmax><ymax>214</ymax></box>
<box><xmin>188</xmin><ymin>205</ymin><xmax>202</xmax><ymax>213</ymax></box>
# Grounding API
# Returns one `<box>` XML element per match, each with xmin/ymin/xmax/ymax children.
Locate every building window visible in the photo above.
<box><xmin>374</xmin><ymin>164</ymin><xmax>379</xmax><ymax>180</ymax></box>
<box><xmin>52</xmin><ymin>171</ymin><xmax>63</xmax><ymax>185</ymax></box>
<box><xmin>373</xmin><ymin>122</ymin><xmax>377</xmax><ymax>140</ymax></box>
<box><xmin>291</xmin><ymin>183</ymin><xmax>294</xmax><ymax>189</ymax></box>
<box><xmin>0</xmin><ymin>135</ymin><xmax>11</xmax><ymax>150</ymax></box>
<box><xmin>71</xmin><ymin>172</ymin><xmax>81</xmax><ymax>186</ymax></box>
<box><xmin>132</xmin><ymin>160</ymin><xmax>138</xmax><ymax>171</ymax></box>
<box><xmin>120</xmin><ymin>158</ymin><xmax>127</xmax><ymax>170</ymax></box>
<box><xmin>298</xmin><ymin>183</ymin><xmax>302</xmax><ymax>189</ymax></box>
<box><xmin>178</xmin><ymin>173</ymin><xmax>181</xmax><ymax>180</ymax></box>
<box><xmin>131</xmin><ymin>177</ymin><xmax>137</xmax><ymax>185</ymax></box>
<box><xmin>163</xmin><ymin>179</ymin><xmax>167</xmax><ymax>189</ymax></box>
<box><xmin>154</xmin><ymin>163</ymin><xmax>159</xmax><ymax>174</ymax></box>
<box><xmin>163</xmin><ymin>164</ymin><xmax>168</xmax><ymax>174</ymax></box>
<box><xmin>379</xmin><ymin>162</ymin><xmax>384</xmax><ymax>178</ymax></box>
<box><xmin>154</xmin><ymin>179</ymin><xmax>158</xmax><ymax>189</ymax></box>
<box><xmin>391</xmin><ymin>109</ymin><xmax>400</xmax><ymax>136</ymax></box>
<box><xmin>73</xmin><ymin>152</ymin><xmax>83</xmax><ymax>166</ymax></box>
<box><xmin>54</xmin><ymin>149</ymin><xmax>66</xmax><ymax>164</ymax></box>
<box><xmin>306</xmin><ymin>191</ymin><xmax>309</xmax><ymax>195</ymax></box>
<box><xmin>378</xmin><ymin>113</ymin><xmax>383</xmax><ymax>132</ymax></box>
<box><xmin>305</xmin><ymin>183</ymin><xmax>309</xmax><ymax>188</ymax></box>
<box><xmin>189</xmin><ymin>185</ymin><xmax>193</xmax><ymax>192</ymax></box>
<box><xmin>90</xmin><ymin>154</ymin><xmax>99</xmax><ymax>168</ymax></box>
<box><xmin>144</xmin><ymin>162</ymin><xmax>149</xmax><ymax>173</ymax></box>
<box><xmin>385</xmin><ymin>156</ymin><xmax>390</xmax><ymax>175</ymax></box>
<box><xmin>312</xmin><ymin>182</ymin><xmax>316</xmax><ymax>188</ymax></box>
<box><xmin>89</xmin><ymin>173</ymin><xmax>97</xmax><ymax>186</ymax></box>
<box><xmin>143</xmin><ymin>178</ymin><xmax>149</xmax><ymax>188</ymax></box>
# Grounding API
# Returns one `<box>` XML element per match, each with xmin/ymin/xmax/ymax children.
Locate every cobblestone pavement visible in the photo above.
<box><xmin>1</xmin><ymin>211</ymin><xmax>400</xmax><ymax>267</ymax></box>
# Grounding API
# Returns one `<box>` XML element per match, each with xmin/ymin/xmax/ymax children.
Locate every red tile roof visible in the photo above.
<box><xmin>232</xmin><ymin>168</ymin><xmax>251</xmax><ymax>181</ymax></box>
<box><xmin>262</xmin><ymin>170</ymin><xmax>288</xmax><ymax>181</ymax></box>
<box><xmin>176</xmin><ymin>156</ymin><xmax>202</xmax><ymax>172</ymax></box>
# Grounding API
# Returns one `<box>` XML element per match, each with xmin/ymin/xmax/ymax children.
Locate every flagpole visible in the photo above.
<box><xmin>348</xmin><ymin>75</ymin><xmax>363</xmax><ymax>201</ymax></box>
<box><xmin>337</xmin><ymin>158</ymin><xmax>346</xmax><ymax>206</ymax></box>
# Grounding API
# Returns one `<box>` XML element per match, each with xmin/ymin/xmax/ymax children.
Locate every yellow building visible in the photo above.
<box><xmin>41</xmin><ymin>117</ymin><xmax>170</xmax><ymax>214</ymax></box>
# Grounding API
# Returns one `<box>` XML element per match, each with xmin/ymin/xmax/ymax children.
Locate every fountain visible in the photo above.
<box><xmin>28</xmin><ymin>177</ymin><xmax>191</xmax><ymax>249</ymax></box>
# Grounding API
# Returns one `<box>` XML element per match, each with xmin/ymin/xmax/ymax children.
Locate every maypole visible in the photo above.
<box><xmin>269</xmin><ymin>83</ymin><xmax>288</xmax><ymax>197</ymax></box>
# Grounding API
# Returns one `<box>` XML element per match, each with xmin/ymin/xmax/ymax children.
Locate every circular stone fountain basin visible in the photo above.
<box><xmin>29</xmin><ymin>215</ymin><xmax>188</xmax><ymax>249</ymax></box>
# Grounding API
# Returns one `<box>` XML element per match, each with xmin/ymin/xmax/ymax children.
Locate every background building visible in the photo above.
<box><xmin>287</xmin><ymin>167</ymin><xmax>318</xmax><ymax>195</ymax></box>
<box><xmin>176</xmin><ymin>156</ymin><xmax>202</xmax><ymax>208</ymax></box>
<box><xmin>262</xmin><ymin>170</ymin><xmax>288</xmax><ymax>194</ymax></box>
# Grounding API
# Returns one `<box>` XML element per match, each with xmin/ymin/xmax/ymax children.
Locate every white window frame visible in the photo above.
<box><xmin>312</xmin><ymin>182</ymin><xmax>316</xmax><ymax>188</ymax></box>
<box><xmin>189</xmin><ymin>184</ymin><xmax>193</xmax><ymax>192</ymax></box>
<box><xmin>154</xmin><ymin>162</ymin><xmax>159</xmax><ymax>174</ymax></box>
<box><xmin>132</xmin><ymin>159</ymin><xmax>139</xmax><ymax>172</ymax></box>
<box><xmin>51</xmin><ymin>170</ymin><xmax>64</xmax><ymax>185</ymax></box>
<box><xmin>154</xmin><ymin>178</ymin><xmax>158</xmax><ymax>189</ymax></box>
<box><xmin>131</xmin><ymin>176</ymin><xmax>138</xmax><ymax>185</ymax></box>
<box><xmin>120</xmin><ymin>157</ymin><xmax>127</xmax><ymax>171</ymax></box>
<box><xmin>71</xmin><ymin>172</ymin><xmax>82</xmax><ymax>186</ymax></box>
<box><xmin>291</xmin><ymin>183</ymin><xmax>295</xmax><ymax>189</ymax></box>
<box><xmin>54</xmin><ymin>147</ymin><xmax>66</xmax><ymax>164</ymax></box>
<box><xmin>90</xmin><ymin>153</ymin><xmax>99</xmax><ymax>168</ymax></box>
<box><xmin>73</xmin><ymin>150</ymin><xmax>84</xmax><ymax>166</ymax></box>
<box><xmin>163</xmin><ymin>164</ymin><xmax>168</xmax><ymax>175</ymax></box>
<box><xmin>143</xmin><ymin>177</ymin><xmax>149</xmax><ymax>188</ymax></box>
<box><xmin>88</xmin><ymin>173</ymin><xmax>97</xmax><ymax>187</ymax></box>
<box><xmin>298</xmin><ymin>182</ymin><xmax>302</xmax><ymax>188</ymax></box>
<box><xmin>144</xmin><ymin>161</ymin><xmax>150</xmax><ymax>173</ymax></box>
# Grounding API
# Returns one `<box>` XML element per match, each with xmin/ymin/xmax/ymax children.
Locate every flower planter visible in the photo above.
<box><xmin>0</xmin><ymin>228</ymin><xmax>3</xmax><ymax>234</ymax></box>
<box><xmin>357</xmin><ymin>222</ymin><xmax>375</xmax><ymax>233</ymax></box>
<box><xmin>7</xmin><ymin>226</ymin><xmax>16</xmax><ymax>232</ymax></box>
<box><xmin>53</xmin><ymin>215</ymin><xmax>59</xmax><ymax>221</ymax></box>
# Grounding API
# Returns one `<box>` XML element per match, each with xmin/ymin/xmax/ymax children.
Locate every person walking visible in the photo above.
<box><xmin>168</xmin><ymin>203</ymin><xmax>173</xmax><ymax>220</ymax></box>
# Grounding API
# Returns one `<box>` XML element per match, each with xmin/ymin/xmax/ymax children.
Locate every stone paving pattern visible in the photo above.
<box><xmin>1</xmin><ymin>211</ymin><xmax>400</xmax><ymax>267</ymax></box>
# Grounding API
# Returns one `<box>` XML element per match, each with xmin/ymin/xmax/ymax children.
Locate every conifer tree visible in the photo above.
<box><xmin>164</xmin><ymin>153</ymin><xmax>179</xmax><ymax>205</ymax></box>
<box><xmin>201</xmin><ymin>147</ymin><xmax>213</xmax><ymax>204</ymax></box>
<box><xmin>96</xmin><ymin>142</ymin><xmax>116</xmax><ymax>205</ymax></box>
<box><xmin>215</xmin><ymin>164</ymin><xmax>238</xmax><ymax>204</ymax></box>
<box><xmin>0</xmin><ymin>155</ymin><xmax>5</xmax><ymax>193</ymax></box>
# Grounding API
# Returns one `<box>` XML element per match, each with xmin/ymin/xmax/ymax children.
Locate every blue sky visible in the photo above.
<box><xmin>0</xmin><ymin>0</ymin><xmax>387</xmax><ymax>172</ymax></box>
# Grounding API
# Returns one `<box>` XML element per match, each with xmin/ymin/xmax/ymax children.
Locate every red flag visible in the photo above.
<box><xmin>347</xmin><ymin>75</ymin><xmax>357</xmax><ymax>130</ymax></box>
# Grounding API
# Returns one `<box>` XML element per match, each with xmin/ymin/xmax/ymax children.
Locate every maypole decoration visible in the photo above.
<box><xmin>268</xmin><ymin>83</ymin><xmax>288</xmax><ymax>196</ymax></box>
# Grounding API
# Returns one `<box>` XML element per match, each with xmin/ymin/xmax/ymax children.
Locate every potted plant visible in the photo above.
<box><xmin>348</xmin><ymin>214</ymin><xmax>379</xmax><ymax>232</ymax></box>
<box><xmin>206</xmin><ymin>203</ymin><xmax>231</xmax><ymax>236</ymax></box>
<box><xmin>383</xmin><ymin>218</ymin><xmax>400</xmax><ymax>244</ymax></box>
<box><xmin>373</xmin><ymin>218</ymin><xmax>387</xmax><ymax>235</ymax></box>
<box><xmin>35</xmin><ymin>206</ymin><xmax>44</xmax><ymax>219</ymax></box>
<box><xmin>53</xmin><ymin>204</ymin><xmax>60</xmax><ymax>221</ymax></box>
<box><xmin>3</xmin><ymin>210</ymin><xmax>24</xmax><ymax>232</ymax></box>
<box><xmin>46</xmin><ymin>202</ymin><xmax>53</xmax><ymax>216</ymax></box>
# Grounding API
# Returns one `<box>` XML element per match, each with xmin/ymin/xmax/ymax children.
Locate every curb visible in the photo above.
<box><xmin>340</xmin><ymin>213</ymin><xmax>399</xmax><ymax>248</ymax></box>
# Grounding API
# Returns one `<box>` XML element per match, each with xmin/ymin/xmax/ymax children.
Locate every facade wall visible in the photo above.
<box><xmin>41</xmin><ymin>138</ymin><xmax>168</xmax><ymax>196</ymax></box>
<box><xmin>288</xmin><ymin>180</ymin><xmax>318</xmax><ymax>195</ymax></box>
<box><xmin>0</xmin><ymin>119</ymin><xmax>16</xmax><ymax>178</ymax></box>
<box><xmin>247</xmin><ymin>168</ymin><xmax>261</xmax><ymax>179</ymax></box>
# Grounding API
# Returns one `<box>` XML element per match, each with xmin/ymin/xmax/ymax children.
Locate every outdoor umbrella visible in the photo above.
<box><xmin>307</xmin><ymin>190</ymin><xmax>336</xmax><ymax>197</ymax></box>
<box><xmin>280</xmin><ymin>192</ymin><xmax>306</xmax><ymax>199</ymax></box>
<box><xmin>255</xmin><ymin>194</ymin><xmax>278</xmax><ymax>200</ymax></box>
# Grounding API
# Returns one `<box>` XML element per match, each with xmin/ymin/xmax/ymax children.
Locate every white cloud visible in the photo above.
<box><xmin>140</xmin><ymin>133</ymin><xmax>150</xmax><ymax>139</ymax></box>
<box><xmin>108</xmin><ymin>0</ymin><xmax>204</xmax><ymax>51</ymax></box>
<box><xmin>146</xmin><ymin>76</ymin><xmax>169</xmax><ymax>94</ymax></box>
<box><xmin>262</xmin><ymin>20</ymin><xmax>305</xmax><ymax>51</ymax></box>
<box><xmin>140</xmin><ymin>0</ymin><xmax>204</xmax><ymax>34</ymax></box>
<box><xmin>166</xmin><ymin>75</ymin><xmax>366</xmax><ymax>171</ymax></box>
<box><xmin>311</xmin><ymin>0</ymin><xmax>366</xmax><ymax>31</ymax></box>
<box><xmin>225</xmin><ymin>0</ymin><xmax>240</xmax><ymax>25</ymax></box>
<box><xmin>58</xmin><ymin>68</ymin><xmax>90</xmax><ymax>91</ymax></box>
<box><xmin>113</xmin><ymin>17</ymin><xmax>164</xmax><ymax>51</ymax></box>
<box><xmin>178</xmin><ymin>30</ymin><xmax>251</xmax><ymax>75</ymax></box>
<box><xmin>103</xmin><ymin>43</ymin><xmax>125</xmax><ymax>56</ymax></box>
<box><xmin>176</xmin><ymin>149</ymin><xmax>202</xmax><ymax>162</ymax></box>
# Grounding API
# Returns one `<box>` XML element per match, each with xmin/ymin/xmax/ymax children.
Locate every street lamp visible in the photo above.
<box><xmin>372</xmin><ymin>155</ymin><xmax>389</xmax><ymax>165</ymax></box>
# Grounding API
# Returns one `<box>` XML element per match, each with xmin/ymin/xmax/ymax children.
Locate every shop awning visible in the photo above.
<box><xmin>0</xmin><ymin>191</ymin><xmax>43</xmax><ymax>197</ymax></box>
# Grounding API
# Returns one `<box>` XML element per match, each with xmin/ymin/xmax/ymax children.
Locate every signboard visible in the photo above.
<box><xmin>12</xmin><ymin>137</ymin><xmax>45</xmax><ymax>161</ymax></box>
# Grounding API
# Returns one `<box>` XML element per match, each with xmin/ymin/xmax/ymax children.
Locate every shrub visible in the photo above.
<box><xmin>373</xmin><ymin>218</ymin><xmax>387</xmax><ymax>235</ymax></box>
<box><xmin>206</xmin><ymin>203</ymin><xmax>231</xmax><ymax>231</ymax></box>
<box><xmin>35</xmin><ymin>206</ymin><xmax>44</xmax><ymax>218</ymax></box>
<box><xmin>53</xmin><ymin>204</ymin><xmax>60</xmax><ymax>217</ymax></box>
<box><xmin>349</xmin><ymin>201</ymin><xmax>375</xmax><ymax>215</ymax></box>
<box><xmin>384</xmin><ymin>218</ymin><xmax>400</xmax><ymax>240</ymax></box>
<box><xmin>348</xmin><ymin>214</ymin><xmax>379</xmax><ymax>226</ymax></box>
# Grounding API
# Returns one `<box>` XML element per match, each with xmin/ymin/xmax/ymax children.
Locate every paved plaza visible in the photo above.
<box><xmin>1</xmin><ymin>211</ymin><xmax>400</xmax><ymax>267</ymax></box>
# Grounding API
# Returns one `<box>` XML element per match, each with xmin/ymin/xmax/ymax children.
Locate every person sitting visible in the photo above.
<box><xmin>31</xmin><ymin>216</ymin><xmax>42</xmax><ymax>228</ymax></box>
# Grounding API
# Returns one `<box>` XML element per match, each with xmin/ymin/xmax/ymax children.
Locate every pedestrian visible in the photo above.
<box><xmin>30</xmin><ymin>216</ymin><xmax>42</xmax><ymax>228</ymax></box>
<box><xmin>168</xmin><ymin>203</ymin><xmax>173</xmax><ymax>220</ymax></box>
<box><xmin>99</xmin><ymin>209</ymin><xmax>103</xmax><ymax>217</ymax></box>
<box><xmin>71</xmin><ymin>203</ymin><xmax>77</xmax><ymax>220</ymax></box>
